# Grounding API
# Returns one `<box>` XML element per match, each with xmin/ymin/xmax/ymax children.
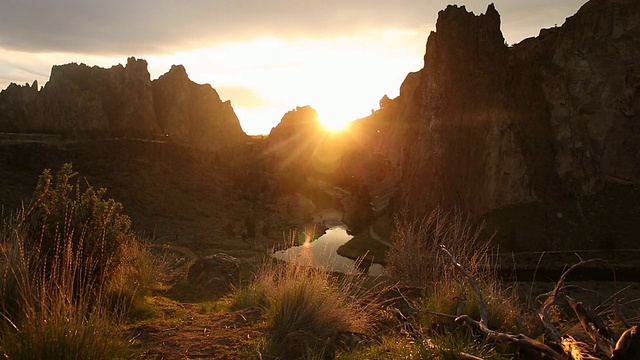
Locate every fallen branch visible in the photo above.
<box><xmin>614</xmin><ymin>298</ymin><xmax>633</xmax><ymax>329</ymax></box>
<box><xmin>440</xmin><ymin>244</ymin><xmax>488</xmax><ymax>327</ymax></box>
<box><xmin>455</xmin><ymin>315</ymin><xmax>565</xmax><ymax>360</ymax></box>
<box><xmin>566</xmin><ymin>296</ymin><xmax>616</xmax><ymax>357</ymax></box>
<box><xmin>538</xmin><ymin>259</ymin><xmax>601</xmax><ymax>343</ymax></box>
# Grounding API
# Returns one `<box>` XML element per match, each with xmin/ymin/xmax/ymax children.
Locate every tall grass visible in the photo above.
<box><xmin>386</xmin><ymin>208</ymin><xmax>492</xmax><ymax>291</ymax></box>
<box><xmin>385</xmin><ymin>208</ymin><xmax>538</xmax><ymax>338</ymax></box>
<box><xmin>0</xmin><ymin>164</ymin><xmax>160</xmax><ymax>359</ymax></box>
<box><xmin>232</xmin><ymin>258</ymin><xmax>380</xmax><ymax>351</ymax></box>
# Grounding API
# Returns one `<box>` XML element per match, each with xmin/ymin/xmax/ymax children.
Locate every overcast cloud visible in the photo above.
<box><xmin>1</xmin><ymin>0</ymin><xmax>587</xmax><ymax>55</ymax></box>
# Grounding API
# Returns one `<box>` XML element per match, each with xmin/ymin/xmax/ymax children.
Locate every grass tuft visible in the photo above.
<box><xmin>232</xmin><ymin>258</ymin><xmax>379</xmax><ymax>354</ymax></box>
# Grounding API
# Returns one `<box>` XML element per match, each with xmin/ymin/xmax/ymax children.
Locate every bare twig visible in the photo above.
<box><xmin>423</xmin><ymin>309</ymin><xmax>458</xmax><ymax>319</ymax></box>
<box><xmin>538</xmin><ymin>259</ymin><xmax>601</xmax><ymax>343</ymax></box>
<box><xmin>440</xmin><ymin>244</ymin><xmax>488</xmax><ymax>327</ymax></box>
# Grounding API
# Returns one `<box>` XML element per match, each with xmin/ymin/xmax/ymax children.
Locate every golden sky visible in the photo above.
<box><xmin>0</xmin><ymin>0</ymin><xmax>587</xmax><ymax>134</ymax></box>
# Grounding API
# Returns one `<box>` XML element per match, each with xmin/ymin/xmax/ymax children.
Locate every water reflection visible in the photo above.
<box><xmin>273</xmin><ymin>223</ymin><xmax>384</xmax><ymax>276</ymax></box>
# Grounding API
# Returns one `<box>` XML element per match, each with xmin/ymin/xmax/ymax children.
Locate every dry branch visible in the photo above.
<box><xmin>538</xmin><ymin>259</ymin><xmax>601</xmax><ymax>343</ymax></box>
<box><xmin>566</xmin><ymin>296</ymin><xmax>616</xmax><ymax>357</ymax></box>
<box><xmin>440</xmin><ymin>244</ymin><xmax>488</xmax><ymax>327</ymax></box>
<box><xmin>455</xmin><ymin>315</ymin><xmax>565</xmax><ymax>360</ymax></box>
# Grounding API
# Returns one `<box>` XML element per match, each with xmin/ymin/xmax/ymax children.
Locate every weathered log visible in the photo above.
<box><xmin>539</xmin><ymin>259</ymin><xmax>601</xmax><ymax>343</ymax></box>
<box><xmin>440</xmin><ymin>245</ymin><xmax>488</xmax><ymax>327</ymax></box>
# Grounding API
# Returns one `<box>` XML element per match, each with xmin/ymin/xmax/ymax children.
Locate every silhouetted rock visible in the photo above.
<box><xmin>0</xmin><ymin>58</ymin><xmax>247</xmax><ymax>149</ymax></box>
<box><xmin>152</xmin><ymin>65</ymin><xmax>247</xmax><ymax>149</ymax></box>
<box><xmin>371</xmin><ymin>0</ymin><xmax>640</xmax><ymax>216</ymax></box>
<box><xmin>266</xmin><ymin>105</ymin><xmax>325</xmax><ymax>172</ymax></box>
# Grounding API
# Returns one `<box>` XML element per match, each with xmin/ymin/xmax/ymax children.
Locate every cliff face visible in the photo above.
<box><xmin>0</xmin><ymin>58</ymin><xmax>247</xmax><ymax>149</ymax></box>
<box><xmin>379</xmin><ymin>0</ymin><xmax>640</xmax><ymax>216</ymax></box>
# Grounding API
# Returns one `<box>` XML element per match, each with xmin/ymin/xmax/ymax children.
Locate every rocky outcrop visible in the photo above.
<box><xmin>374</xmin><ymin>0</ymin><xmax>640</xmax><ymax>216</ymax></box>
<box><xmin>152</xmin><ymin>65</ymin><xmax>246</xmax><ymax>149</ymax></box>
<box><xmin>265</xmin><ymin>106</ymin><xmax>325</xmax><ymax>172</ymax></box>
<box><xmin>0</xmin><ymin>58</ymin><xmax>247</xmax><ymax>149</ymax></box>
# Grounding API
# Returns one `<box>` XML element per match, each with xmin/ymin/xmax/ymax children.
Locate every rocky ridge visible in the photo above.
<box><xmin>0</xmin><ymin>58</ymin><xmax>247</xmax><ymax>150</ymax></box>
<box><xmin>370</xmin><ymin>0</ymin><xmax>640</xmax><ymax>216</ymax></box>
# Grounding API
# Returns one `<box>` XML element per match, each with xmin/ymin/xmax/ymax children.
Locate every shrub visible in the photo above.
<box><xmin>0</xmin><ymin>164</ymin><xmax>157</xmax><ymax>359</ymax></box>
<box><xmin>0</xmin><ymin>211</ymin><xmax>126</xmax><ymax>359</ymax></box>
<box><xmin>385</xmin><ymin>208</ymin><xmax>491</xmax><ymax>291</ymax></box>
<box><xmin>25</xmin><ymin>163</ymin><xmax>132</xmax><ymax>287</ymax></box>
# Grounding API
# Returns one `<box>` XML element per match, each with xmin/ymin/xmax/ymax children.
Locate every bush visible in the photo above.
<box><xmin>0</xmin><ymin>164</ymin><xmax>158</xmax><ymax>359</ymax></box>
<box><xmin>0</xmin><ymin>210</ymin><xmax>126</xmax><ymax>359</ymax></box>
<box><xmin>26</xmin><ymin>163</ymin><xmax>132</xmax><ymax>286</ymax></box>
<box><xmin>385</xmin><ymin>208</ymin><xmax>491</xmax><ymax>291</ymax></box>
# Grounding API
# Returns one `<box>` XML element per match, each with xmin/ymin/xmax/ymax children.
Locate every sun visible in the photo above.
<box><xmin>316</xmin><ymin>109</ymin><xmax>354</xmax><ymax>132</ymax></box>
<box><xmin>320</xmin><ymin>119</ymin><xmax>350</xmax><ymax>132</ymax></box>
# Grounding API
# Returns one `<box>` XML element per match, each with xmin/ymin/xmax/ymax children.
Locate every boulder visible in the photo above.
<box><xmin>187</xmin><ymin>253</ymin><xmax>240</xmax><ymax>291</ymax></box>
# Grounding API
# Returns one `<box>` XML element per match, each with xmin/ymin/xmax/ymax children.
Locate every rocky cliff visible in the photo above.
<box><xmin>374</xmin><ymin>0</ymin><xmax>640</xmax><ymax>216</ymax></box>
<box><xmin>0</xmin><ymin>58</ymin><xmax>247</xmax><ymax>149</ymax></box>
<box><xmin>152</xmin><ymin>65</ymin><xmax>246</xmax><ymax>149</ymax></box>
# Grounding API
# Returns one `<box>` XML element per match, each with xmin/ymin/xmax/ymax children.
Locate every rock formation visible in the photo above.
<box><xmin>265</xmin><ymin>106</ymin><xmax>325</xmax><ymax>173</ymax></box>
<box><xmin>0</xmin><ymin>58</ymin><xmax>247</xmax><ymax>149</ymax></box>
<box><xmin>372</xmin><ymin>0</ymin><xmax>640</xmax><ymax>216</ymax></box>
<box><xmin>152</xmin><ymin>65</ymin><xmax>246</xmax><ymax>149</ymax></box>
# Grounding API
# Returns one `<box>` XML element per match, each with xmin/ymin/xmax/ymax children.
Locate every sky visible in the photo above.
<box><xmin>0</xmin><ymin>0</ymin><xmax>588</xmax><ymax>135</ymax></box>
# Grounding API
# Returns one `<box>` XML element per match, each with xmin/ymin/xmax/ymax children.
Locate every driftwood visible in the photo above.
<box><xmin>561</xmin><ymin>335</ymin><xmax>601</xmax><ymax>360</ymax></box>
<box><xmin>455</xmin><ymin>314</ymin><xmax>565</xmax><ymax>359</ymax></box>
<box><xmin>440</xmin><ymin>245</ymin><xmax>567</xmax><ymax>359</ymax></box>
<box><xmin>566</xmin><ymin>296</ymin><xmax>616</xmax><ymax>357</ymax></box>
<box><xmin>440</xmin><ymin>245</ymin><xmax>488</xmax><ymax>326</ymax></box>
<box><xmin>438</xmin><ymin>247</ymin><xmax>639</xmax><ymax>360</ymax></box>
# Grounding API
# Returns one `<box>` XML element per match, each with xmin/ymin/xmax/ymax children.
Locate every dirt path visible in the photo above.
<box><xmin>127</xmin><ymin>298</ymin><xmax>266</xmax><ymax>360</ymax></box>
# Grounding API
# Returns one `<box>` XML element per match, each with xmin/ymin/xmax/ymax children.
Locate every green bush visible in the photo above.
<box><xmin>26</xmin><ymin>163</ymin><xmax>132</xmax><ymax>286</ymax></box>
<box><xmin>0</xmin><ymin>164</ymin><xmax>158</xmax><ymax>359</ymax></box>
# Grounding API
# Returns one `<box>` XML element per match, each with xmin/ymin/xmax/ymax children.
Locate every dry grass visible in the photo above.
<box><xmin>385</xmin><ymin>208</ymin><xmax>539</xmax><ymax>341</ymax></box>
<box><xmin>231</xmin><ymin>257</ymin><xmax>381</xmax><ymax>355</ymax></box>
<box><xmin>0</xmin><ymin>164</ymin><xmax>162</xmax><ymax>359</ymax></box>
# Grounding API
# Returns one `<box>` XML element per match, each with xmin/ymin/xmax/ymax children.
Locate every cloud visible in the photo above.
<box><xmin>0</xmin><ymin>0</ymin><xmax>587</xmax><ymax>56</ymax></box>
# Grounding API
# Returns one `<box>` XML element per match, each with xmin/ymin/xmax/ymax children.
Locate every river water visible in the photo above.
<box><xmin>272</xmin><ymin>209</ymin><xmax>384</xmax><ymax>276</ymax></box>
